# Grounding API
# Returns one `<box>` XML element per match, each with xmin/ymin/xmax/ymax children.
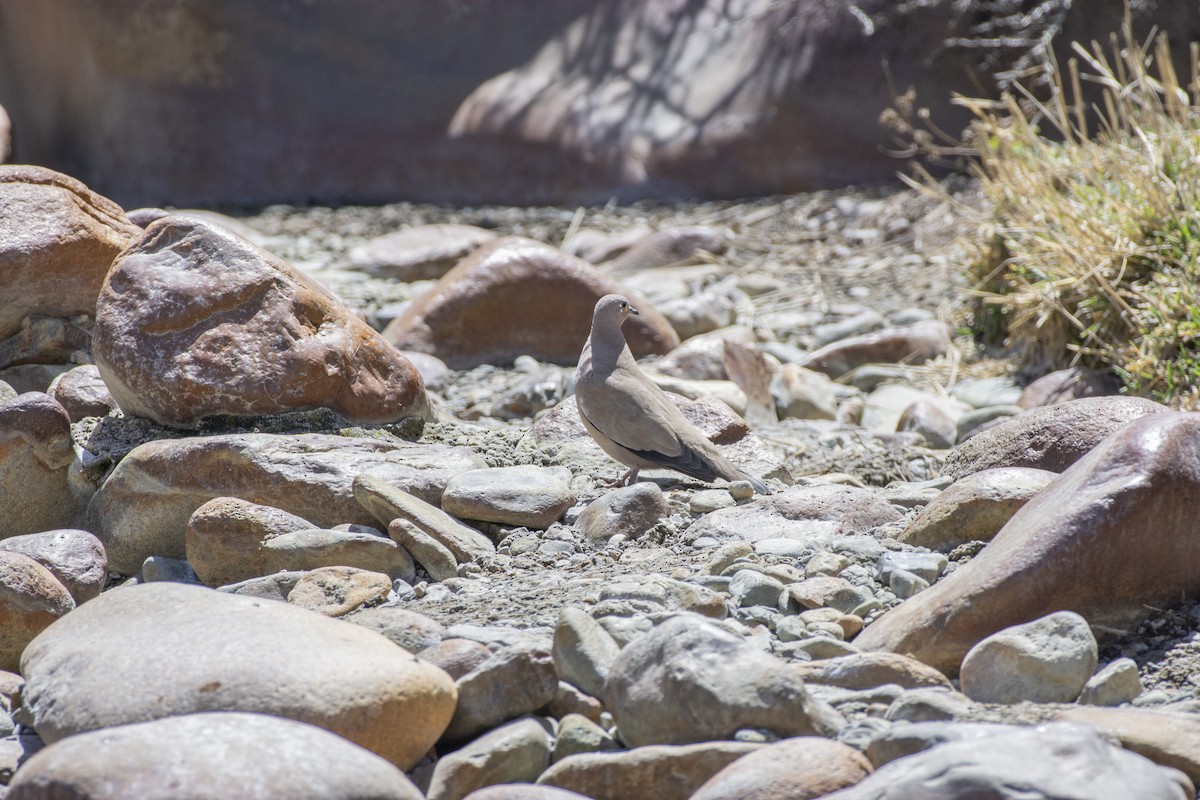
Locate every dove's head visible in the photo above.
<box><xmin>593</xmin><ymin>294</ymin><xmax>639</xmax><ymax>329</ymax></box>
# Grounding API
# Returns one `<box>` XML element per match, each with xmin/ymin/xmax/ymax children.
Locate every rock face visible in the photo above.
<box><xmin>5</xmin><ymin>712</ymin><xmax>426</xmax><ymax>800</ymax></box>
<box><xmin>0</xmin><ymin>392</ymin><xmax>81</xmax><ymax>538</ymax></box>
<box><xmin>86</xmin><ymin>433</ymin><xmax>486</xmax><ymax>575</ymax></box>
<box><xmin>941</xmin><ymin>396</ymin><xmax>1167</xmax><ymax>478</ymax></box>
<box><xmin>92</xmin><ymin>216</ymin><xmax>431</xmax><ymax>428</ymax></box>
<box><xmin>603</xmin><ymin>614</ymin><xmax>843</xmax><ymax>746</ymax></box>
<box><xmin>19</xmin><ymin>582</ymin><xmax>457</xmax><ymax>769</ymax></box>
<box><xmin>0</xmin><ymin>166</ymin><xmax>139</xmax><ymax>341</ymax></box>
<box><xmin>4</xmin><ymin>4</ymin><xmax>1198</xmax><ymax>206</ymax></box>
<box><xmin>856</xmin><ymin>412</ymin><xmax>1200</xmax><ymax>674</ymax></box>
<box><xmin>384</xmin><ymin>237</ymin><xmax>679</xmax><ymax>368</ymax></box>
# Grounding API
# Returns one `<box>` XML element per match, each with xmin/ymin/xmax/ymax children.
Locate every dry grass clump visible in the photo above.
<box><xmin>912</xmin><ymin>21</ymin><xmax>1200</xmax><ymax>407</ymax></box>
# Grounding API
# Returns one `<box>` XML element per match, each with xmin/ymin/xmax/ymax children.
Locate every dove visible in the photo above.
<box><xmin>575</xmin><ymin>294</ymin><xmax>769</xmax><ymax>493</ymax></box>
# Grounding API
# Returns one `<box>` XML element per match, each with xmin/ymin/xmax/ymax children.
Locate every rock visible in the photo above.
<box><xmin>603</xmin><ymin>614</ymin><xmax>843</xmax><ymax>746</ymax></box>
<box><xmin>0</xmin><ymin>551</ymin><xmax>74</xmax><ymax>672</ymax></box>
<box><xmin>20</xmin><ymin>582</ymin><xmax>456</xmax><ymax>768</ymax></box>
<box><xmin>941</xmin><ymin>396</ymin><xmax>1168</xmax><ymax>479</ymax></box>
<box><xmin>959</xmin><ymin>611</ymin><xmax>1098</xmax><ymax>704</ymax></box>
<box><xmin>800</xmin><ymin>321</ymin><xmax>952</xmax><ymax>379</ymax></box>
<box><xmin>217</xmin><ymin>571</ymin><xmax>304</xmax><ymax>602</ymax></box>
<box><xmin>348</xmin><ymin>224</ymin><xmax>497</xmax><ymax>280</ymax></box>
<box><xmin>819</xmin><ymin>722</ymin><xmax>1192</xmax><ymax>799</ymax></box>
<box><xmin>564</xmin><ymin>225</ymin><xmax>652</xmax><ymax>265</ymax></box>
<box><xmin>812</xmin><ymin>309</ymin><xmax>886</xmax><ymax>347</ymax></box>
<box><xmin>773</xmin><ymin>364</ymin><xmax>838</xmax><ymax>421</ymax></box>
<box><xmin>553</xmin><ymin>713</ymin><xmax>618</xmax><ymax>761</ymax></box>
<box><xmin>92</xmin><ymin>215</ymin><xmax>431</xmax><ymax>427</ymax></box>
<box><xmin>690</xmin><ymin>736</ymin><xmax>871</xmax><ymax>800</ymax></box>
<box><xmin>784</xmin><ymin>576</ymin><xmax>868</xmax><ymax>613</ymax></box>
<box><xmin>262</xmin><ymin>527</ymin><xmax>415</xmax><ymax>583</ymax></box>
<box><xmin>0</xmin><ymin>529</ymin><xmax>106</xmax><ymax>604</ymax></box>
<box><xmin>443</xmin><ymin>643</ymin><xmax>559</xmax><ymax>742</ymax></box>
<box><xmin>141</xmin><ymin>555</ymin><xmax>199</xmax><ymax>584</ymax></box>
<box><xmin>1018</xmin><ymin>367</ymin><xmax>1122</xmax><ymax>408</ymax></box>
<box><xmin>390</xmin><ymin>519</ymin><xmax>459</xmax><ymax>582</ymax></box>
<box><xmin>5</xmin><ymin>711</ymin><xmax>425</xmax><ymax>800</ymax></box>
<box><xmin>47</xmin><ymin>365</ymin><xmax>116</xmax><ymax>421</ymax></box>
<box><xmin>354</xmin><ymin>474</ymin><xmax>496</xmax><ymax>563</ymax></box>
<box><xmin>0</xmin><ymin>166</ymin><xmax>139</xmax><ymax>342</ymax></box>
<box><xmin>1056</xmin><ymin>706</ymin><xmax>1200</xmax><ymax>788</ymax></box>
<box><xmin>442</xmin><ymin>466</ymin><xmax>574</xmax><ymax>529</ymax></box>
<box><xmin>553</xmin><ymin>607</ymin><xmax>621</xmax><ymax>700</ymax></box>
<box><xmin>1078</xmin><ymin>657</ymin><xmax>1143</xmax><ymax>707</ymax></box>
<box><xmin>384</xmin><ymin>237</ymin><xmax>678</xmax><ymax>368</ymax></box>
<box><xmin>896</xmin><ymin>398</ymin><xmax>958</xmax><ymax>448</ymax></box>
<box><xmin>875</xmin><ymin>551</ymin><xmax>946</xmax><ymax>585</ymax></box>
<box><xmin>464</xmin><ymin>787</ymin><xmax>591</xmax><ymax>800</ymax></box>
<box><xmin>956</xmin><ymin>404</ymin><xmax>1024</xmax><ymax>440</ymax></box>
<box><xmin>602</xmin><ymin>227</ymin><xmax>729</xmax><ymax>273</ymax></box>
<box><xmin>345</xmin><ymin>606</ymin><xmax>446</xmax><ymax>653</ymax></box>
<box><xmin>426</xmin><ymin>717</ymin><xmax>554</xmax><ymax>800</ymax></box>
<box><xmin>686</xmin><ymin>484</ymin><xmax>903</xmax><ymax>547</ymax></box>
<box><xmin>652</xmin><ymin>330</ymin><xmax>743</xmax><ymax>381</ymax></box>
<box><xmin>794</xmin><ymin>653</ymin><xmax>952</xmax><ymax>691</ymax></box>
<box><xmin>0</xmin><ymin>732</ymin><xmax>43</xmax><ymax>784</ymax></box>
<box><xmin>644</xmin><ymin>374</ymin><xmax>747</xmax><ymax>416</ymax></box>
<box><xmin>860</xmin><ymin>385</ymin><xmax>967</xmax><ymax>436</ymax></box>
<box><xmin>864</xmin><ymin>720</ymin><xmax>1026</xmax><ymax>767</ymax></box>
<box><xmin>658</xmin><ymin>290</ymin><xmax>738</xmax><ymax>341</ymax></box>
<box><xmin>729</xmin><ymin>569</ymin><xmax>786</xmax><ymax>608</ymax></box>
<box><xmin>0</xmin><ymin>315</ymin><xmax>92</xmax><ymax>372</ymax></box>
<box><xmin>185</xmin><ymin>497</ymin><xmax>317</xmax><ymax>587</ymax></box>
<box><xmin>574</xmin><ymin>482</ymin><xmax>666</xmax><ymax>542</ymax></box>
<box><xmin>88</xmin><ymin>433</ymin><xmax>486</xmax><ymax>575</ymax></box>
<box><xmin>420</xmin><ymin>638</ymin><xmax>493</xmax><ymax>681</ymax></box>
<box><xmin>287</xmin><ymin>566</ymin><xmax>393</xmax><ymax>617</ymax></box>
<box><xmin>537</xmin><ymin>742</ymin><xmax>763</xmax><ymax>800</ymax></box>
<box><xmin>856</xmin><ymin>412</ymin><xmax>1200</xmax><ymax>674</ymax></box>
<box><xmin>545</xmin><ymin>682</ymin><xmax>604</xmax><ymax>725</ymax></box>
<box><xmin>899</xmin><ymin>467</ymin><xmax>1056</xmax><ymax>551</ymax></box>
<box><xmin>883</xmin><ymin>687</ymin><xmax>978</xmax><ymax>723</ymax></box>
<box><xmin>0</xmin><ymin>392</ymin><xmax>81</xmax><ymax>538</ymax></box>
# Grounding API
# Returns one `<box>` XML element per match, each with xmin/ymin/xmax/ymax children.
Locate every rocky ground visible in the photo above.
<box><xmin>4</xmin><ymin>170</ymin><xmax>1200</xmax><ymax>799</ymax></box>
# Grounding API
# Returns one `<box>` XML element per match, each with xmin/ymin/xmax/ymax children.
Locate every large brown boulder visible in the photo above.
<box><xmin>855</xmin><ymin>412</ymin><xmax>1200</xmax><ymax>674</ymax></box>
<box><xmin>93</xmin><ymin>216</ymin><xmax>431</xmax><ymax>428</ymax></box>
<box><xmin>384</xmin><ymin>236</ymin><xmax>678</xmax><ymax>368</ymax></box>
<box><xmin>0</xmin><ymin>166</ymin><xmax>139</xmax><ymax>342</ymax></box>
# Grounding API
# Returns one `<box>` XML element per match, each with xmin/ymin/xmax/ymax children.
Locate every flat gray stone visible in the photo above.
<box><xmin>442</xmin><ymin>466</ymin><xmax>574</xmax><ymax>529</ymax></box>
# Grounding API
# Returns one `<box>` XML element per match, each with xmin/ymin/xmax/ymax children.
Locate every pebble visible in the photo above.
<box><xmin>728</xmin><ymin>569</ymin><xmax>785</xmax><ymax>608</ymax></box>
<box><xmin>689</xmin><ymin>489</ymin><xmax>736</xmax><ymax>513</ymax></box>
<box><xmin>575</xmin><ymin>482</ymin><xmax>667</xmax><ymax>542</ymax></box>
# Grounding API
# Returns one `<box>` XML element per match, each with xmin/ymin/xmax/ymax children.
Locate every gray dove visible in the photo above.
<box><xmin>575</xmin><ymin>294</ymin><xmax>769</xmax><ymax>493</ymax></box>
